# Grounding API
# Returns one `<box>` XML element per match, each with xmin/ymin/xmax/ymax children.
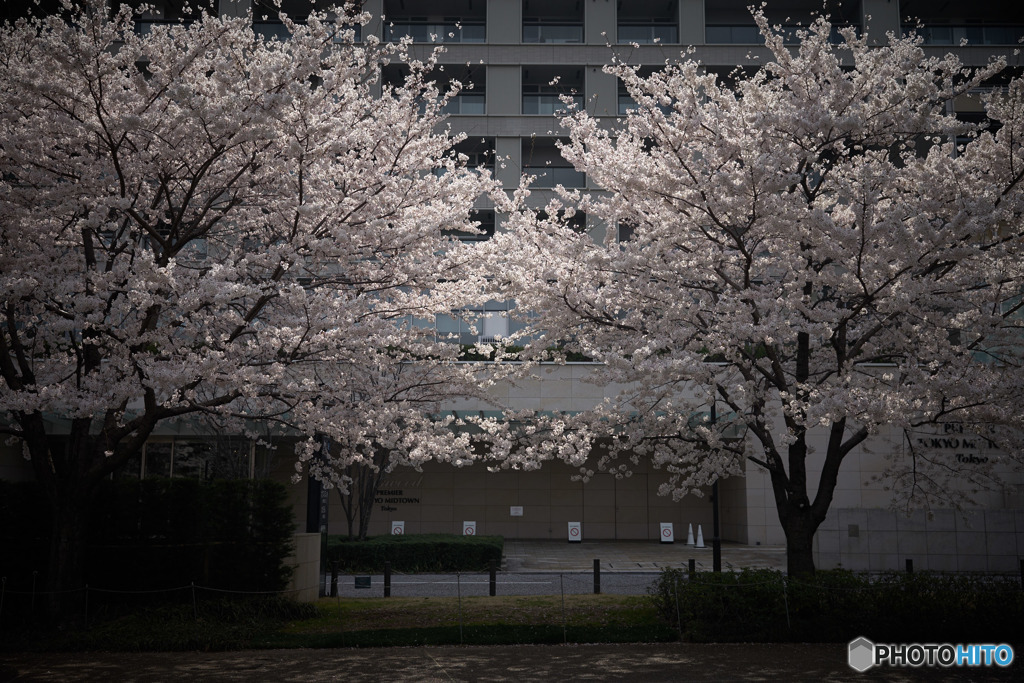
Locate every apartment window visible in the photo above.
<box><xmin>947</xmin><ymin>70</ymin><xmax>1020</xmax><ymax>153</ymax></box>
<box><xmin>252</xmin><ymin>0</ymin><xmax>362</xmax><ymax>41</ymax></box>
<box><xmin>915</xmin><ymin>24</ymin><xmax>1024</xmax><ymax>45</ymax></box>
<box><xmin>384</xmin><ymin>0</ymin><xmax>486</xmax><ymax>43</ymax></box>
<box><xmin>901</xmin><ymin>0</ymin><xmax>1024</xmax><ymax>45</ymax></box>
<box><xmin>523</xmin><ymin>0</ymin><xmax>583</xmax><ymax>43</ymax></box>
<box><xmin>1</xmin><ymin>0</ymin><xmax>73</xmax><ymax>22</ymax></box>
<box><xmin>383</xmin><ymin>64</ymin><xmax>485</xmax><ymax>115</ymax></box>
<box><xmin>522</xmin><ymin>66</ymin><xmax>585</xmax><ymax>115</ymax></box>
<box><xmin>434</xmin><ymin>302</ymin><xmax>514</xmax><ymax>346</ymax></box>
<box><xmin>127</xmin><ymin>0</ymin><xmax>216</xmax><ymax>34</ymax></box>
<box><xmin>478</xmin><ymin>311</ymin><xmax>509</xmax><ymax>344</ymax></box>
<box><xmin>537</xmin><ymin>210</ymin><xmax>588</xmax><ymax>234</ymax></box>
<box><xmin>140</xmin><ymin>438</ymin><xmax>254</xmax><ymax>480</ymax></box>
<box><xmin>705</xmin><ymin>0</ymin><xmax>858</xmax><ymax>45</ymax></box>
<box><xmin>439</xmin><ymin>66</ymin><xmax>487</xmax><ymax>115</ymax></box>
<box><xmin>180</xmin><ymin>238</ymin><xmax>209</xmax><ymax>262</ymax></box>
<box><xmin>460</xmin><ymin>138</ymin><xmax>496</xmax><ymax>174</ymax></box>
<box><xmin>447</xmin><ymin>209</ymin><xmax>496</xmax><ymax>242</ymax></box>
<box><xmin>617</xmin><ymin>67</ymin><xmax>673</xmax><ymax>115</ymax></box>
<box><xmin>618</xmin><ymin>79</ymin><xmax>635</xmax><ymax>115</ymax></box>
<box><xmin>522</xmin><ymin>137</ymin><xmax>585</xmax><ymax>187</ymax></box>
<box><xmin>617</xmin><ymin>0</ymin><xmax>678</xmax><ymax>44</ymax></box>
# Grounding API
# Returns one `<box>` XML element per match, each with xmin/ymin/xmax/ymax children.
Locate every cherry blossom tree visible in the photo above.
<box><xmin>491</xmin><ymin>13</ymin><xmax>1024</xmax><ymax>575</ymax></box>
<box><xmin>0</xmin><ymin>2</ymin><xmax>497</xmax><ymax>604</ymax></box>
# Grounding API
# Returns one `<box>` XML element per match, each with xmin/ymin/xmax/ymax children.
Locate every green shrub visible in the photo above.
<box><xmin>1</xmin><ymin>597</ymin><xmax>319</xmax><ymax>652</ymax></box>
<box><xmin>0</xmin><ymin>478</ymin><xmax>296</xmax><ymax>607</ymax></box>
<box><xmin>648</xmin><ymin>567</ymin><xmax>1024</xmax><ymax>643</ymax></box>
<box><xmin>0</xmin><ymin>480</ymin><xmax>50</xmax><ymax>586</ymax></box>
<box><xmin>325</xmin><ymin>533</ymin><xmax>503</xmax><ymax>572</ymax></box>
<box><xmin>88</xmin><ymin>478</ymin><xmax>296</xmax><ymax>593</ymax></box>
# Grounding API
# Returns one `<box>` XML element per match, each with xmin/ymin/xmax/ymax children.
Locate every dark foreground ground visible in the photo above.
<box><xmin>1</xmin><ymin>643</ymin><xmax>1018</xmax><ymax>682</ymax></box>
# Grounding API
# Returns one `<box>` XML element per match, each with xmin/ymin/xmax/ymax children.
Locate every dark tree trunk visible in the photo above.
<box><xmin>781</xmin><ymin>509</ymin><xmax>819</xmax><ymax>577</ymax></box>
<box><xmin>357</xmin><ymin>466</ymin><xmax>382</xmax><ymax>541</ymax></box>
<box><xmin>337</xmin><ymin>447</ymin><xmax>390</xmax><ymax>541</ymax></box>
<box><xmin>19</xmin><ymin>410</ymin><xmax>155</xmax><ymax>620</ymax></box>
<box><xmin>45</xmin><ymin>492</ymin><xmax>93</xmax><ymax>618</ymax></box>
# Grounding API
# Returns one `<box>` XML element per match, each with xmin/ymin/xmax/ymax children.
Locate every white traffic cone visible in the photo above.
<box><xmin>696</xmin><ymin>524</ymin><xmax>706</xmax><ymax>548</ymax></box>
<box><xmin>686</xmin><ymin>523</ymin><xmax>695</xmax><ymax>546</ymax></box>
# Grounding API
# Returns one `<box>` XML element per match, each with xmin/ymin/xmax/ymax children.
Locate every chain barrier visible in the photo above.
<box><xmin>3</xmin><ymin>563</ymin><xmax>1020</xmax><ymax>642</ymax></box>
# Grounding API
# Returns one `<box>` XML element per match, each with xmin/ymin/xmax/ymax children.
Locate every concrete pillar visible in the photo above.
<box><xmin>586</xmin><ymin>66</ymin><xmax>618</xmax><ymax>117</ymax></box>
<box><xmin>494</xmin><ymin>136</ymin><xmax>523</xmax><ymax>189</ymax></box>
<box><xmin>585</xmin><ymin>0</ymin><xmax>615</xmax><ymax>45</ymax></box>
<box><xmin>861</xmin><ymin>0</ymin><xmax>902</xmax><ymax>42</ymax></box>
<box><xmin>362</xmin><ymin>0</ymin><xmax>384</xmax><ymax>42</ymax></box>
<box><xmin>679</xmin><ymin>0</ymin><xmax>704</xmax><ymax>46</ymax></box>
<box><xmin>488</xmin><ymin>65</ymin><xmax>523</xmax><ymax>116</ymax></box>
<box><xmin>488</xmin><ymin>0</ymin><xmax>522</xmax><ymax>43</ymax></box>
<box><xmin>218</xmin><ymin>0</ymin><xmax>250</xmax><ymax>19</ymax></box>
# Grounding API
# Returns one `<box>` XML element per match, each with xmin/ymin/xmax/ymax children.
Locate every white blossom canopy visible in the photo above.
<box><xmin>490</xmin><ymin>13</ymin><xmax>1024</xmax><ymax>520</ymax></box>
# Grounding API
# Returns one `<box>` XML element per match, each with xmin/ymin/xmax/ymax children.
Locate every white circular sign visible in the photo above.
<box><xmin>464</xmin><ymin>526</ymin><xmax>475</xmax><ymax>535</ymax></box>
<box><xmin>570</xmin><ymin>527</ymin><xmax>580</xmax><ymax>537</ymax></box>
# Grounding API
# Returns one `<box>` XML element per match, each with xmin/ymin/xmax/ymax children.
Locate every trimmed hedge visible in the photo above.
<box><xmin>648</xmin><ymin>567</ymin><xmax>1024</xmax><ymax>643</ymax></box>
<box><xmin>325</xmin><ymin>533</ymin><xmax>503</xmax><ymax>572</ymax></box>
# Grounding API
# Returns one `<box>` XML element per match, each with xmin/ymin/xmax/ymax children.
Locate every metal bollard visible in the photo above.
<box><xmin>593</xmin><ymin>558</ymin><xmax>601</xmax><ymax>595</ymax></box>
<box><xmin>384</xmin><ymin>561</ymin><xmax>391</xmax><ymax>598</ymax></box>
<box><xmin>906</xmin><ymin>559</ymin><xmax>913</xmax><ymax>574</ymax></box>
<box><xmin>330</xmin><ymin>561</ymin><xmax>339</xmax><ymax>597</ymax></box>
<box><xmin>688</xmin><ymin>558</ymin><xmax>696</xmax><ymax>577</ymax></box>
<box><xmin>489</xmin><ymin>559</ymin><xmax>497</xmax><ymax>597</ymax></box>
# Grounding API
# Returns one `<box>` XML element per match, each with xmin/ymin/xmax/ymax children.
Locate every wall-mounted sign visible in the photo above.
<box><xmin>376</xmin><ymin>488</ymin><xmax>421</xmax><ymax>512</ymax></box>
<box><xmin>568</xmin><ymin>521</ymin><xmax>582</xmax><ymax>542</ymax></box>
<box><xmin>463</xmin><ymin>521</ymin><xmax>477</xmax><ymax>535</ymax></box>
<box><xmin>911</xmin><ymin>424</ymin><xmax>995</xmax><ymax>465</ymax></box>
<box><xmin>391</xmin><ymin>520</ymin><xmax>405</xmax><ymax>535</ymax></box>
<box><xmin>510</xmin><ymin>506</ymin><xmax>523</xmax><ymax>517</ymax></box>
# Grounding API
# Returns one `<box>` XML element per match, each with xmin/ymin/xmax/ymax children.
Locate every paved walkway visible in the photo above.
<box><xmin>503</xmin><ymin>539</ymin><xmax>787</xmax><ymax>573</ymax></box>
<box><xmin>2</xmin><ymin>643</ymin><xmax>1015</xmax><ymax>682</ymax></box>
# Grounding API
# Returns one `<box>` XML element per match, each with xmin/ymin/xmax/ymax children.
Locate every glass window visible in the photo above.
<box><xmin>144</xmin><ymin>442</ymin><xmax>172</xmax><ymax>478</ymax></box>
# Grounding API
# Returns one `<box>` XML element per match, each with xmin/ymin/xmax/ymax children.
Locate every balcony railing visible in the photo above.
<box><xmin>524</xmin><ymin>167</ymin><xmax>586</xmax><ymax>187</ymax></box>
<box><xmin>617</xmin><ymin>23</ymin><xmax>678</xmax><ymax>44</ymax></box>
<box><xmin>619</xmin><ymin>94</ymin><xmax>673</xmax><ymax>116</ymax></box>
<box><xmin>909</xmin><ymin>24</ymin><xmax>1024</xmax><ymax>45</ymax></box>
<box><xmin>522</xmin><ymin>23</ymin><xmax>583</xmax><ymax>44</ymax></box>
<box><xmin>706</xmin><ymin>23</ymin><xmax>853</xmax><ymax>44</ymax></box>
<box><xmin>523</xmin><ymin>93</ymin><xmax>584</xmax><ymax>115</ymax></box>
<box><xmin>387</xmin><ymin>21</ymin><xmax>485</xmax><ymax>43</ymax></box>
<box><xmin>254</xmin><ymin>20</ymin><xmax>361</xmax><ymax>42</ymax></box>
